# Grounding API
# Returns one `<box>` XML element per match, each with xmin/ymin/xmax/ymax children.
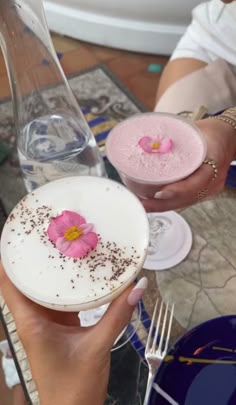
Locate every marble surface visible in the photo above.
<box><xmin>138</xmin><ymin>188</ymin><xmax>236</xmax><ymax>350</ymax></box>
<box><xmin>156</xmin><ymin>189</ymin><xmax>236</xmax><ymax>332</ymax></box>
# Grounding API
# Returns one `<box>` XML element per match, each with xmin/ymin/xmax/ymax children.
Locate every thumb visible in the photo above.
<box><xmin>95</xmin><ymin>277</ymin><xmax>148</xmax><ymax>347</ymax></box>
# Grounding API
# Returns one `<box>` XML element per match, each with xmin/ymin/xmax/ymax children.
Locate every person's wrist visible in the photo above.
<box><xmin>199</xmin><ymin>117</ymin><xmax>236</xmax><ymax>159</ymax></box>
<box><xmin>39</xmin><ymin>365</ymin><xmax>108</xmax><ymax>405</ymax></box>
<box><xmin>41</xmin><ymin>394</ymin><xmax>105</xmax><ymax>405</ymax></box>
<box><xmin>40</xmin><ymin>381</ymin><xmax>106</xmax><ymax>405</ymax></box>
<box><xmin>208</xmin><ymin>109</ymin><xmax>236</xmax><ymax>157</ymax></box>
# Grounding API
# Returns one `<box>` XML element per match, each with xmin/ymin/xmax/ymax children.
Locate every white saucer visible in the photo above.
<box><xmin>144</xmin><ymin>211</ymin><xmax>192</xmax><ymax>271</ymax></box>
<box><xmin>79</xmin><ymin>304</ymin><xmax>109</xmax><ymax>327</ymax></box>
<box><xmin>79</xmin><ymin>301</ymin><xmax>142</xmax><ymax>350</ymax></box>
<box><xmin>79</xmin><ymin>304</ymin><xmax>127</xmax><ymax>347</ymax></box>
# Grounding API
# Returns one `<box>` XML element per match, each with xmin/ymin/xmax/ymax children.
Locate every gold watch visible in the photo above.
<box><xmin>209</xmin><ymin>107</ymin><xmax>236</xmax><ymax>131</ymax></box>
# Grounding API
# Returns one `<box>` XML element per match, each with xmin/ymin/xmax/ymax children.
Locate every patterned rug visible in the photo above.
<box><xmin>0</xmin><ymin>65</ymin><xmax>148</xmax><ymax>405</ymax></box>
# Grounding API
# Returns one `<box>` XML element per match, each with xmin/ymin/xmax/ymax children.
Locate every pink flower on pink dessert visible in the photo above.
<box><xmin>138</xmin><ymin>136</ymin><xmax>173</xmax><ymax>154</ymax></box>
<box><xmin>47</xmin><ymin>210</ymin><xmax>98</xmax><ymax>258</ymax></box>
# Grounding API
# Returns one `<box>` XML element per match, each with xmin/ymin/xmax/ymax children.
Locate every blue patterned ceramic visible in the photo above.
<box><xmin>149</xmin><ymin>315</ymin><xmax>236</xmax><ymax>405</ymax></box>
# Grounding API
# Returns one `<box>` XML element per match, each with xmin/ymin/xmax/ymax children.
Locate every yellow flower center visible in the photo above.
<box><xmin>64</xmin><ymin>225</ymin><xmax>83</xmax><ymax>241</ymax></box>
<box><xmin>151</xmin><ymin>142</ymin><xmax>160</xmax><ymax>149</ymax></box>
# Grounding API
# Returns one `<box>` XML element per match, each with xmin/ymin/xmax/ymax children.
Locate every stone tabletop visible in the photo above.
<box><xmin>142</xmin><ymin>187</ymin><xmax>236</xmax><ymax>345</ymax></box>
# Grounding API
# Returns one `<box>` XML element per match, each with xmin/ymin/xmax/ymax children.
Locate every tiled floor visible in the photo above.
<box><xmin>0</xmin><ymin>33</ymin><xmax>169</xmax><ymax>404</ymax></box>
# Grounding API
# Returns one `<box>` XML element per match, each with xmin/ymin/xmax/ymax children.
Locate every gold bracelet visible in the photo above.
<box><xmin>209</xmin><ymin>107</ymin><xmax>236</xmax><ymax>131</ymax></box>
<box><xmin>222</xmin><ymin>107</ymin><xmax>236</xmax><ymax>117</ymax></box>
<box><xmin>209</xmin><ymin>115</ymin><xmax>236</xmax><ymax>130</ymax></box>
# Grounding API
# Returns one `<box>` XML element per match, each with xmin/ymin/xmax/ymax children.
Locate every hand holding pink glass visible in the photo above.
<box><xmin>106</xmin><ymin>112</ymin><xmax>207</xmax><ymax>199</ymax></box>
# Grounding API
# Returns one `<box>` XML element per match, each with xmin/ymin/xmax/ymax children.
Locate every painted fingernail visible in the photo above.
<box><xmin>127</xmin><ymin>277</ymin><xmax>148</xmax><ymax>306</ymax></box>
<box><xmin>154</xmin><ymin>190</ymin><xmax>175</xmax><ymax>199</ymax></box>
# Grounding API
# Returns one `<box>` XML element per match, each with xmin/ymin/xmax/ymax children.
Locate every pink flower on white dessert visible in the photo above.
<box><xmin>138</xmin><ymin>136</ymin><xmax>173</xmax><ymax>154</ymax></box>
<box><xmin>47</xmin><ymin>210</ymin><xmax>98</xmax><ymax>258</ymax></box>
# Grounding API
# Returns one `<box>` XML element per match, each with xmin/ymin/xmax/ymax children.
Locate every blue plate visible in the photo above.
<box><xmin>226</xmin><ymin>165</ymin><xmax>236</xmax><ymax>189</ymax></box>
<box><xmin>149</xmin><ymin>315</ymin><xmax>236</xmax><ymax>405</ymax></box>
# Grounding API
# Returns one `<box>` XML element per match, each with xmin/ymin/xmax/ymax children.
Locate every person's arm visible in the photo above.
<box><xmin>0</xmin><ymin>263</ymin><xmax>147</xmax><ymax>405</ymax></box>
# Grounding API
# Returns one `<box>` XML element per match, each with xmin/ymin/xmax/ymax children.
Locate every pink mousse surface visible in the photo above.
<box><xmin>107</xmin><ymin>114</ymin><xmax>206</xmax><ymax>183</ymax></box>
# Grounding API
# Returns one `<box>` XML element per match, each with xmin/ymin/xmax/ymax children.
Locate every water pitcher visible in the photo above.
<box><xmin>0</xmin><ymin>0</ymin><xmax>106</xmax><ymax>191</ymax></box>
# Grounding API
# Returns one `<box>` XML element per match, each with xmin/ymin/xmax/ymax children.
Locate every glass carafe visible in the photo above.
<box><xmin>0</xmin><ymin>0</ymin><xmax>106</xmax><ymax>191</ymax></box>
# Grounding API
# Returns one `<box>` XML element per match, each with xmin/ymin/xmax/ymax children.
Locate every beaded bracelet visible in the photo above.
<box><xmin>209</xmin><ymin>107</ymin><xmax>236</xmax><ymax>131</ymax></box>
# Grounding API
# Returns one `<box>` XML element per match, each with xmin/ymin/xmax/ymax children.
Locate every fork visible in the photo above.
<box><xmin>143</xmin><ymin>298</ymin><xmax>175</xmax><ymax>405</ymax></box>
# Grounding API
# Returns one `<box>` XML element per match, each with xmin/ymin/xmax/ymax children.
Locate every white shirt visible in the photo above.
<box><xmin>172</xmin><ymin>0</ymin><xmax>236</xmax><ymax>68</ymax></box>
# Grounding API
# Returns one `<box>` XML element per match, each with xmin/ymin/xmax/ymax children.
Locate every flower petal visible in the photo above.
<box><xmin>80</xmin><ymin>223</ymin><xmax>94</xmax><ymax>234</ymax></box>
<box><xmin>81</xmin><ymin>232</ymin><xmax>98</xmax><ymax>249</ymax></box>
<box><xmin>158</xmin><ymin>139</ymin><xmax>173</xmax><ymax>154</ymax></box>
<box><xmin>47</xmin><ymin>210</ymin><xmax>98</xmax><ymax>258</ymax></box>
<box><xmin>47</xmin><ymin>211</ymin><xmax>86</xmax><ymax>243</ymax></box>
<box><xmin>55</xmin><ymin>233</ymin><xmax>98</xmax><ymax>258</ymax></box>
<box><xmin>138</xmin><ymin>136</ymin><xmax>153</xmax><ymax>153</ymax></box>
<box><xmin>65</xmin><ymin>239</ymin><xmax>91</xmax><ymax>258</ymax></box>
<box><xmin>56</xmin><ymin>236</ymin><xmax>72</xmax><ymax>253</ymax></box>
<box><xmin>47</xmin><ymin>214</ymin><xmax>67</xmax><ymax>242</ymax></box>
<box><xmin>62</xmin><ymin>210</ymin><xmax>86</xmax><ymax>228</ymax></box>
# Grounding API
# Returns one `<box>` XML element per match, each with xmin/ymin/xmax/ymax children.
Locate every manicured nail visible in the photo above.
<box><xmin>127</xmin><ymin>277</ymin><xmax>148</xmax><ymax>306</ymax></box>
<box><xmin>154</xmin><ymin>190</ymin><xmax>175</xmax><ymax>200</ymax></box>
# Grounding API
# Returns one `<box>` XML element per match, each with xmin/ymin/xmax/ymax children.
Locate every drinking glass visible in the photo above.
<box><xmin>106</xmin><ymin>112</ymin><xmax>207</xmax><ymax>270</ymax></box>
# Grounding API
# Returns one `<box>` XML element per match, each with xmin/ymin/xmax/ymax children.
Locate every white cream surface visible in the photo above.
<box><xmin>1</xmin><ymin>177</ymin><xmax>149</xmax><ymax>310</ymax></box>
